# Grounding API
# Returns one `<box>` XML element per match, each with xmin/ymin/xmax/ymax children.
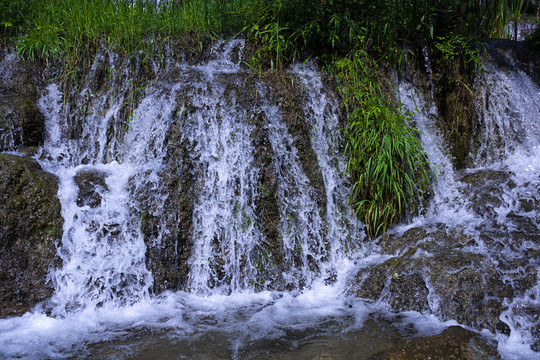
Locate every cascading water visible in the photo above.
<box><xmin>292</xmin><ymin>64</ymin><xmax>361</xmax><ymax>266</ymax></box>
<box><xmin>36</xmin><ymin>77</ymin><xmax>178</xmax><ymax>314</ymax></box>
<box><xmin>0</xmin><ymin>38</ymin><xmax>539</xmax><ymax>359</ymax></box>
<box><xmin>0</xmin><ymin>40</ymin><xmax>369</xmax><ymax>359</ymax></box>
<box><xmin>396</xmin><ymin>46</ymin><xmax>540</xmax><ymax>359</ymax></box>
<box><xmin>182</xmin><ymin>40</ymin><xmax>263</xmax><ymax>292</ymax></box>
<box><xmin>398</xmin><ymin>78</ymin><xmax>476</xmax><ymax>226</ymax></box>
<box><xmin>474</xmin><ymin>58</ymin><xmax>540</xmax><ymax>359</ymax></box>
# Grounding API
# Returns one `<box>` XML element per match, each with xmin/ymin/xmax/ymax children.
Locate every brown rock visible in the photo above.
<box><xmin>371</xmin><ymin>326</ymin><xmax>501</xmax><ymax>360</ymax></box>
<box><xmin>0</xmin><ymin>154</ymin><xmax>63</xmax><ymax>317</ymax></box>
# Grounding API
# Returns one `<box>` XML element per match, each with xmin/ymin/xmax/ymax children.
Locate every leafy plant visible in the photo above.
<box><xmin>433</xmin><ymin>34</ymin><xmax>485</xmax><ymax>82</ymax></box>
<box><xmin>330</xmin><ymin>51</ymin><xmax>432</xmax><ymax>239</ymax></box>
<box><xmin>247</xmin><ymin>21</ymin><xmax>291</xmax><ymax>72</ymax></box>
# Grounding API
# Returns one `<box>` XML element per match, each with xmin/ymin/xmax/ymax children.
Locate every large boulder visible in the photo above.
<box><xmin>0</xmin><ymin>154</ymin><xmax>63</xmax><ymax>317</ymax></box>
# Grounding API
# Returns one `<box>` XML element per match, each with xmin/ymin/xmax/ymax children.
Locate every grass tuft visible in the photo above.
<box><xmin>329</xmin><ymin>51</ymin><xmax>432</xmax><ymax>240</ymax></box>
<box><xmin>6</xmin><ymin>0</ymin><xmax>250</xmax><ymax>62</ymax></box>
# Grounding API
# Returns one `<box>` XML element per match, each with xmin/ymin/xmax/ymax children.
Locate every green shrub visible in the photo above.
<box><xmin>0</xmin><ymin>0</ymin><xmax>32</xmax><ymax>40</ymax></box>
<box><xmin>330</xmin><ymin>51</ymin><xmax>432</xmax><ymax>239</ymax></box>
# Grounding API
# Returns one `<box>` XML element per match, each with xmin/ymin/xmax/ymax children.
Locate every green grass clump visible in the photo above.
<box><xmin>330</xmin><ymin>51</ymin><xmax>432</xmax><ymax>239</ymax></box>
<box><xmin>5</xmin><ymin>0</ymin><xmax>251</xmax><ymax>61</ymax></box>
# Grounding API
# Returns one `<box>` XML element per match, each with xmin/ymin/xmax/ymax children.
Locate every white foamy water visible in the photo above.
<box><xmin>35</xmin><ymin>81</ymin><xmax>179</xmax><ymax>315</ymax></box>
<box><xmin>182</xmin><ymin>46</ymin><xmax>262</xmax><ymax>293</ymax></box>
<box><xmin>398</xmin><ymin>79</ymin><xmax>478</xmax><ymax>227</ymax></box>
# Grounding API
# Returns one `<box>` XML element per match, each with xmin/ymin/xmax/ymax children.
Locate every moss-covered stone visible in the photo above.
<box><xmin>351</xmin><ymin>224</ymin><xmax>537</xmax><ymax>335</ymax></box>
<box><xmin>0</xmin><ymin>154</ymin><xmax>63</xmax><ymax>317</ymax></box>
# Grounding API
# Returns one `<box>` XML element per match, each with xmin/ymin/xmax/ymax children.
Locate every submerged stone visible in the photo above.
<box><xmin>371</xmin><ymin>326</ymin><xmax>501</xmax><ymax>360</ymax></box>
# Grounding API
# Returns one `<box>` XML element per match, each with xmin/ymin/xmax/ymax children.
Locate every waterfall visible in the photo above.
<box><xmin>396</xmin><ymin>47</ymin><xmax>540</xmax><ymax>359</ymax></box>
<box><xmin>182</xmin><ymin>40</ymin><xmax>263</xmax><ymax>293</ymax></box>
<box><xmin>398</xmin><ymin>79</ymin><xmax>476</xmax><ymax>226</ymax></box>
<box><xmin>292</xmin><ymin>64</ymin><xmax>361</xmax><ymax>265</ymax></box>
<box><xmin>36</xmin><ymin>80</ymin><xmax>178</xmax><ymax>314</ymax></box>
<box><xmin>0</xmin><ymin>39</ymin><xmax>538</xmax><ymax>359</ymax></box>
<box><xmin>474</xmin><ymin>57</ymin><xmax>540</xmax><ymax>359</ymax></box>
<box><xmin>33</xmin><ymin>40</ymin><xmax>356</xmax><ymax>307</ymax></box>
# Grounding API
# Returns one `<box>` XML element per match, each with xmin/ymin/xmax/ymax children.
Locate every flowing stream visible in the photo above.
<box><xmin>0</xmin><ymin>40</ymin><xmax>539</xmax><ymax>359</ymax></box>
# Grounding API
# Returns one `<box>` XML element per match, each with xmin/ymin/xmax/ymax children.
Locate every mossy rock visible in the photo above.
<box><xmin>0</xmin><ymin>80</ymin><xmax>44</xmax><ymax>153</ymax></box>
<box><xmin>351</xmin><ymin>225</ymin><xmax>537</xmax><ymax>335</ymax></box>
<box><xmin>0</xmin><ymin>154</ymin><xmax>63</xmax><ymax>317</ymax></box>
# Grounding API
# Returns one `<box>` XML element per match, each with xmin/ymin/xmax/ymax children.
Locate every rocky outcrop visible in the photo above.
<box><xmin>0</xmin><ymin>49</ymin><xmax>45</xmax><ymax>154</ymax></box>
<box><xmin>0</xmin><ymin>154</ymin><xmax>63</xmax><ymax>317</ymax></box>
<box><xmin>371</xmin><ymin>326</ymin><xmax>501</xmax><ymax>360</ymax></box>
<box><xmin>485</xmin><ymin>39</ymin><xmax>540</xmax><ymax>86</ymax></box>
<box><xmin>74</xmin><ymin>169</ymin><xmax>109</xmax><ymax>208</ymax></box>
<box><xmin>350</xmin><ymin>223</ymin><xmax>537</xmax><ymax>336</ymax></box>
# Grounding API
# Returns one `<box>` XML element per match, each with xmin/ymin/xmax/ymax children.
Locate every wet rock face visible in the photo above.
<box><xmin>351</xmin><ymin>224</ymin><xmax>537</xmax><ymax>336</ymax></box>
<box><xmin>0</xmin><ymin>95</ymin><xmax>44</xmax><ymax>151</ymax></box>
<box><xmin>486</xmin><ymin>39</ymin><xmax>540</xmax><ymax>86</ymax></box>
<box><xmin>371</xmin><ymin>326</ymin><xmax>501</xmax><ymax>360</ymax></box>
<box><xmin>139</xmin><ymin>63</ymin><xmax>330</xmax><ymax>293</ymax></box>
<box><xmin>0</xmin><ymin>50</ymin><xmax>45</xmax><ymax>154</ymax></box>
<box><xmin>74</xmin><ymin>169</ymin><xmax>109</xmax><ymax>208</ymax></box>
<box><xmin>459</xmin><ymin>169</ymin><xmax>539</xmax><ymax>235</ymax></box>
<box><xmin>142</xmin><ymin>98</ymin><xmax>198</xmax><ymax>293</ymax></box>
<box><xmin>0</xmin><ymin>154</ymin><xmax>63</xmax><ymax>318</ymax></box>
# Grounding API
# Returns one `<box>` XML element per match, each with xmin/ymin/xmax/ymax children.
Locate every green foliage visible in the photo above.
<box><xmin>7</xmin><ymin>0</ymin><xmax>251</xmax><ymax>62</ymax></box>
<box><xmin>246</xmin><ymin>20</ymin><xmax>292</xmax><ymax>72</ymax></box>
<box><xmin>329</xmin><ymin>51</ymin><xmax>431</xmax><ymax>239</ymax></box>
<box><xmin>509</xmin><ymin>0</ymin><xmax>525</xmax><ymax>41</ymax></box>
<box><xmin>238</xmin><ymin>0</ymin><xmax>520</xmax><ymax>75</ymax></box>
<box><xmin>3</xmin><ymin>0</ymin><xmax>525</xmax><ymax>66</ymax></box>
<box><xmin>433</xmin><ymin>34</ymin><xmax>485</xmax><ymax>82</ymax></box>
